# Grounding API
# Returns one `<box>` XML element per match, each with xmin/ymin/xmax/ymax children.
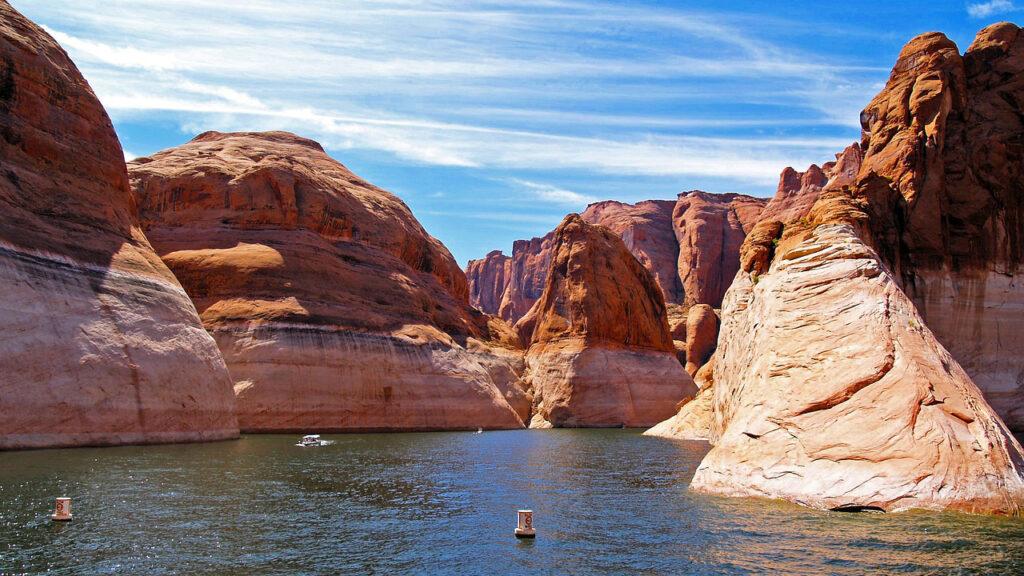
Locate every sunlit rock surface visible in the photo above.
<box><xmin>0</xmin><ymin>2</ymin><xmax>238</xmax><ymax>449</ymax></box>
<box><xmin>662</xmin><ymin>24</ymin><xmax>1024</xmax><ymax>513</ymax></box>
<box><xmin>692</xmin><ymin>224</ymin><xmax>1024</xmax><ymax>514</ymax></box>
<box><xmin>131</xmin><ymin>131</ymin><xmax>524</xmax><ymax>432</ymax></box>
<box><xmin>515</xmin><ymin>215</ymin><xmax>695</xmax><ymax>428</ymax></box>
<box><xmin>468</xmin><ymin>192</ymin><xmax>766</xmax><ymax>322</ymax></box>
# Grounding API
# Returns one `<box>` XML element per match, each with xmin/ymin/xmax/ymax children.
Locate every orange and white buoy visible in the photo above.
<box><xmin>51</xmin><ymin>497</ymin><xmax>72</xmax><ymax>522</ymax></box>
<box><xmin>514</xmin><ymin>509</ymin><xmax>535</xmax><ymax>538</ymax></box>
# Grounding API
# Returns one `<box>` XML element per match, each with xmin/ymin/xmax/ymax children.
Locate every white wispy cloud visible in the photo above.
<box><xmin>17</xmin><ymin>0</ymin><xmax>876</xmax><ymax>189</ymax></box>
<box><xmin>456</xmin><ymin>107</ymin><xmax>850</xmax><ymax>129</ymax></box>
<box><xmin>508</xmin><ymin>178</ymin><xmax>598</xmax><ymax>205</ymax></box>
<box><xmin>156</xmin><ymin>102</ymin><xmax>835</xmax><ymax>184</ymax></box>
<box><xmin>421</xmin><ymin>210</ymin><xmax>562</xmax><ymax>224</ymax></box>
<box><xmin>967</xmin><ymin>0</ymin><xmax>1016</xmax><ymax>18</ymax></box>
<box><xmin>43</xmin><ymin>26</ymin><xmax>180</xmax><ymax>71</ymax></box>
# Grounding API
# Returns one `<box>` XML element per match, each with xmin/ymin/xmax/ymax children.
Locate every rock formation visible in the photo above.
<box><xmin>0</xmin><ymin>2</ymin><xmax>238</xmax><ymax>449</ymax></box>
<box><xmin>577</xmin><ymin>199</ymin><xmax>682</xmax><ymax>303</ymax></box>
<box><xmin>484</xmin><ymin>234</ymin><xmax>557</xmax><ymax>324</ymax></box>
<box><xmin>466</xmin><ymin>250</ymin><xmax>511</xmax><ymax>317</ymax></box>
<box><xmin>672</xmin><ymin>192</ymin><xmax>765</xmax><ymax>307</ymax></box>
<box><xmin>758</xmin><ymin>144</ymin><xmax>863</xmax><ymax>226</ymax></box>
<box><xmin>693</xmin><ymin>223</ymin><xmax>1024</xmax><ymax>513</ymax></box>
<box><xmin>130</xmin><ymin>131</ymin><xmax>525</xmax><ymax>432</ymax></box>
<box><xmin>683</xmin><ymin>305</ymin><xmax>718</xmax><ymax>376</ymax></box>
<box><xmin>467</xmin><ymin>192</ymin><xmax>766</xmax><ymax>324</ymax></box>
<box><xmin>644</xmin><ymin>356</ymin><xmax>715</xmax><ymax>441</ymax></box>
<box><xmin>684</xmin><ymin>25</ymin><xmax>1024</xmax><ymax>513</ymax></box>
<box><xmin>666</xmin><ymin>304</ymin><xmax>689</xmax><ymax>340</ymax></box>
<box><xmin>515</xmin><ymin>215</ymin><xmax>695</xmax><ymax>428</ymax></box>
<box><xmin>852</xmin><ymin>24</ymin><xmax>1024</xmax><ymax>432</ymax></box>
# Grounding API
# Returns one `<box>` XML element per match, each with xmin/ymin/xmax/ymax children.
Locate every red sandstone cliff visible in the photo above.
<box><xmin>466</xmin><ymin>250</ymin><xmax>511</xmax><ymax>317</ymax></box>
<box><xmin>679</xmin><ymin>25</ymin><xmax>1024</xmax><ymax>514</ymax></box>
<box><xmin>467</xmin><ymin>192</ymin><xmax>766</xmax><ymax>324</ymax></box>
<box><xmin>515</xmin><ymin>215</ymin><xmax>695</xmax><ymax>428</ymax></box>
<box><xmin>854</xmin><ymin>24</ymin><xmax>1024</xmax><ymax>432</ymax></box>
<box><xmin>0</xmin><ymin>1</ymin><xmax>238</xmax><ymax>449</ymax></box>
<box><xmin>672</xmin><ymin>192</ymin><xmax>765</xmax><ymax>308</ymax></box>
<box><xmin>467</xmin><ymin>192</ymin><xmax>765</xmax><ymax>379</ymax></box>
<box><xmin>130</xmin><ymin>131</ymin><xmax>526</xmax><ymax>432</ymax></box>
<box><xmin>576</xmin><ymin>199</ymin><xmax>683</xmax><ymax>303</ymax></box>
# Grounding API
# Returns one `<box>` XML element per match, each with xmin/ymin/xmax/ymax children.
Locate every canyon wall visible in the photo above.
<box><xmin>467</xmin><ymin>192</ymin><xmax>766</xmax><ymax>323</ymax></box>
<box><xmin>0</xmin><ymin>2</ymin><xmax>238</xmax><ymax>449</ymax></box>
<box><xmin>855</xmin><ymin>24</ymin><xmax>1024</xmax><ymax>432</ymax></box>
<box><xmin>466</xmin><ymin>192</ymin><xmax>765</xmax><ymax>380</ymax></box>
<box><xmin>467</xmin><ymin>233</ymin><xmax>556</xmax><ymax>324</ymax></box>
<box><xmin>684</xmin><ymin>25</ymin><xmax>1024</xmax><ymax>514</ymax></box>
<box><xmin>694</xmin><ymin>221</ymin><xmax>1024</xmax><ymax>513</ymax></box>
<box><xmin>516</xmin><ymin>215</ymin><xmax>695</xmax><ymax>428</ymax></box>
<box><xmin>130</xmin><ymin>131</ymin><xmax>525</xmax><ymax>432</ymax></box>
<box><xmin>671</xmin><ymin>192</ymin><xmax>766</xmax><ymax>308</ymax></box>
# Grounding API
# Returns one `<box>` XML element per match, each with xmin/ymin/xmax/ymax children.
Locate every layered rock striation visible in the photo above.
<box><xmin>0</xmin><ymin>2</ymin><xmax>238</xmax><ymax>449</ymax></box>
<box><xmin>693</xmin><ymin>223</ymin><xmax>1024</xmax><ymax>513</ymax></box>
<box><xmin>683</xmin><ymin>25</ymin><xmax>1024</xmax><ymax>513</ymax></box>
<box><xmin>852</xmin><ymin>25</ymin><xmax>1024</xmax><ymax>431</ymax></box>
<box><xmin>516</xmin><ymin>215</ymin><xmax>695</xmax><ymax>428</ymax></box>
<box><xmin>130</xmin><ymin>131</ymin><xmax>524</xmax><ymax>432</ymax></box>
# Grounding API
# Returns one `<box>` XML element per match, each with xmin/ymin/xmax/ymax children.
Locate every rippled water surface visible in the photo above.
<box><xmin>2</xmin><ymin>430</ymin><xmax>1023</xmax><ymax>575</ymax></box>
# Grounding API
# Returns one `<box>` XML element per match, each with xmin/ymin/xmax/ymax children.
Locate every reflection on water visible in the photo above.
<box><xmin>1</xmin><ymin>430</ymin><xmax>1022</xmax><ymax>575</ymax></box>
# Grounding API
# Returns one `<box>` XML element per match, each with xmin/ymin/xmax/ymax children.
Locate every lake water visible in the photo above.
<box><xmin>1</xmin><ymin>430</ymin><xmax>1023</xmax><ymax>575</ymax></box>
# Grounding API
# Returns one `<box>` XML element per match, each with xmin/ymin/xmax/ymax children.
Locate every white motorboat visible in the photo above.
<box><xmin>296</xmin><ymin>434</ymin><xmax>329</xmax><ymax>447</ymax></box>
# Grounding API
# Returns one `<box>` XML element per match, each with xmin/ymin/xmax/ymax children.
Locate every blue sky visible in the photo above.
<box><xmin>13</xmin><ymin>0</ymin><xmax>1020</xmax><ymax>265</ymax></box>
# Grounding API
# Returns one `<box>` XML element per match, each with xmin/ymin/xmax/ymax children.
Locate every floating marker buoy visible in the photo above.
<box><xmin>514</xmin><ymin>509</ymin><xmax>535</xmax><ymax>538</ymax></box>
<box><xmin>51</xmin><ymin>497</ymin><xmax>72</xmax><ymax>522</ymax></box>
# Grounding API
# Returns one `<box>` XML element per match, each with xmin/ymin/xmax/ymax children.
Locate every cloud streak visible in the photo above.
<box><xmin>18</xmin><ymin>0</ymin><xmax>877</xmax><ymax>188</ymax></box>
<box><xmin>19</xmin><ymin>0</ymin><xmax>880</xmax><ymax>142</ymax></box>
<box><xmin>12</xmin><ymin>0</ymin><xmax>906</xmax><ymax>262</ymax></box>
<box><xmin>508</xmin><ymin>179</ymin><xmax>598</xmax><ymax>205</ymax></box>
<box><xmin>111</xmin><ymin>93</ymin><xmax>840</xmax><ymax>184</ymax></box>
<box><xmin>967</xmin><ymin>0</ymin><xmax>1016</xmax><ymax>18</ymax></box>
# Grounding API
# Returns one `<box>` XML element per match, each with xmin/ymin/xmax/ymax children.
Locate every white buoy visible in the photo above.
<box><xmin>514</xmin><ymin>509</ymin><xmax>535</xmax><ymax>538</ymax></box>
<box><xmin>51</xmin><ymin>497</ymin><xmax>72</xmax><ymax>522</ymax></box>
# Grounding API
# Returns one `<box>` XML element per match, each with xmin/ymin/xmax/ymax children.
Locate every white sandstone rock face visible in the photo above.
<box><xmin>644</xmin><ymin>359</ymin><xmax>715</xmax><ymax>441</ymax></box>
<box><xmin>689</xmin><ymin>224</ymin><xmax>1024</xmax><ymax>514</ymax></box>
<box><xmin>0</xmin><ymin>247</ymin><xmax>239</xmax><ymax>449</ymax></box>
<box><xmin>216</xmin><ymin>325</ymin><xmax>524</xmax><ymax>432</ymax></box>
<box><xmin>910</xmin><ymin>269</ymin><xmax>1024</xmax><ymax>432</ymax></box>
<box><xmin>525</xmin><ymin>344</ymin><xmax>693</xmax><ymax>428</ymax></box>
